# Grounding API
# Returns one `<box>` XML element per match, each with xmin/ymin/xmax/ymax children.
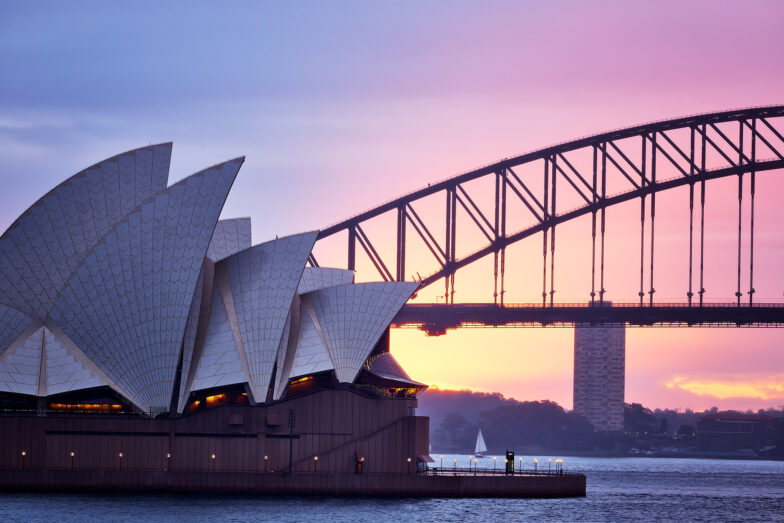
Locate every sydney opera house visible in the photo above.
<box><xmin>0</xmin><ymin>144</ymin><xmax>433</xmax><ymax>485</ymax></box>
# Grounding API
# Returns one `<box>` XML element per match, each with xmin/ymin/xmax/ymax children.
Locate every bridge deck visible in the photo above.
<box><xmin>392</xmin><ymin>303</ymin><xmax>784</xmax><ymax>334</ymax></box>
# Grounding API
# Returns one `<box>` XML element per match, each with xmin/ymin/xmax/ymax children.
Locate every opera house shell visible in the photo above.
<box><xmin>0</xmin><ymin>144</ymin><xmax>431</xmax><ymax>482</ymax></box>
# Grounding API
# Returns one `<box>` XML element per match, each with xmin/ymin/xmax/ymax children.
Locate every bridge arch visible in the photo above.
<box><xmin>312</xmin><ymin>106</ymin><xmax>784</xmax><ymax>308</ymax></box>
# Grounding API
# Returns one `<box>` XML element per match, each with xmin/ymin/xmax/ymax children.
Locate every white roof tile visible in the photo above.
<box><xmin>219</xmin><ymin>232</ymin><xmax>317</xmax><ymax>401</ymax></box>
<box><xmin>305</xmin><ymin>281</ymin><xmax>418</xmax><ymax>383</ymax></box>
<box><xmin>0</xmin><ymin>144</ymin><xmax>172</xmax><ymax>322</ymax></box>
<box><xmin>47</xmin><ymin>158</ymin><xmax>242</xmax><ymax>412</ymax></box>
<box><xmin>206</xmin><ymin>218</ymin><xmax>252</xmax><ymax>262</ymax></box>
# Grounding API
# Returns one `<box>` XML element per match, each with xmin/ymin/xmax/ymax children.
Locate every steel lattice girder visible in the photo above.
<box><xmin>312</xmin><ymin>106</ymin><xmax>784</xmax><ymax>310</ymax></box>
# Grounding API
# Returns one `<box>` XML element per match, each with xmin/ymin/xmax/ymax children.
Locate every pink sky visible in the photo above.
<box><xmin>1</xmin><ymin>1</ymin><xmax>784</xmax><ymax>411</ymax></box>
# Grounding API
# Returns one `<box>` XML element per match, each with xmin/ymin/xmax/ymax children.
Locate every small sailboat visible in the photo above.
<box><xmin>474</xmin><ymin>428</ymin><xmax>487</xmax><ymax>458</ymax></box>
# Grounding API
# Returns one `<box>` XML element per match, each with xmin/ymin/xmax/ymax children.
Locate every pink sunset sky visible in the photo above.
<box><xmin>1</xmin><ymin>1</ymin><xmax>783</xmax><ymax>411</ymax></box>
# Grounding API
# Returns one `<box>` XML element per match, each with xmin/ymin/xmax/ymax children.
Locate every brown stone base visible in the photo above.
<box><xmin>0</xmin><ymin>469</ymin><xmax>586</xmax><ymax>498</ymax></box>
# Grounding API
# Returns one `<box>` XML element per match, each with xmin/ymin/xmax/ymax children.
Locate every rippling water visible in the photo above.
<box><xmin>1</xmin><ymin>456</ymin><xmax>783</xmax><ymax>522</ymax></box>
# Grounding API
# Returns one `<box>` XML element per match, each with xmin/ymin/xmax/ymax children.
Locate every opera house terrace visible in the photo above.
<box><xmin>0</xmin><ymin>144</ymin><xmax>584</xmax><ymax>497</ymax></box>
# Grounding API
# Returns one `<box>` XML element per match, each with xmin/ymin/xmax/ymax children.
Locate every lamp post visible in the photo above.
<box><xmin>533</xmin><ymin>457</ymin><xmax>538</xmax><ymax>473</ymax></box>
<box><xmin>118</xmin><ymin>452</ymin><xmax>123</xmax><ymax>470</ymax></box>
<box><xmin>518</xmin><ymin>457</ymin><xmax>522</xmax><ymax>475</ymax></box>
<box><xmin>264</xmin><ymin>455</ymin><xmax>269</xmax><ymax>473</ymax></box>
<box><xmin>493</xmin><ymin>456</ymin><xmax>497</xmax><ymax>473</ymax></box>
<box><xmin>440</xmin><ymin>455</ymin><xmax>443</xmax><ymax>470</ymax></box>
<box><xmin>70</xmin><ymin>451</ymin><xmax>75</xmax><ymax>470</ymax></box>
<box><xmin>21</xmin><ymin>451</ymin><xmax>26</xmax><ymax>470</ymax></box>
<box><xmin>453</xmin><ymin>458</ymin><xmax>457</xmax><ymax>475</ymax></box>
<box><xmin>469</xmin><ymin>455</ymin><xmax>473</xmax><ymax>472</ymax></box>
<box><xmin>166</xmin><ymin>452</ymin><xmax>171</xmax><ymax>471</ymax></box>
<box><xmin>211</xmin><ymin>453</ymin><xmax>216</xmax><ymax>472</ymax></box>
<box><xmin>313</xmin><ymin>456</ymin><xmax>319</xmax><ymax>474</ymax></box>
<box><xmin>473</xmin><ymin>458</ymin><xmax>477</xmax><ymax>476</ymax></box>
<box><xmin>548</xmin><ymin>458</ymin><xmax>552</xmax><ymax>474</ymax></box>
<box><xmin>406</xmin><ymin>457</ymin><xmax>412</xmax><ymax>474</ymax></box>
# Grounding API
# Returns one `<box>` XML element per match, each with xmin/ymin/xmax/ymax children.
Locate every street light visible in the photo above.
<box><xmin>473</xmin><ymin>458</ymin><xmax>477</xmax><ymax>476</ymax></box>
<box><xmin>453</xmin><ymin>458</ymin><xmax>457</xmax><ymax>474</ymax></box>
<box><xmin>518</xmin><ymin>457</ymin><xmax>522</xmax><ymax>475</ymax></box>
<box><xmin>469</xmin><ymin>455</ymin><xmax>473</xmax><ymax>471</ymax></box>
<box><xmin>20</xmin><ymin>451</ymin><xmax>26</xmax><ymax>470</ymax></box>
<box><xmin>119</xmin><ymin>452</ymin><xmax>123</xmax><ymax>471</ymax></box>
<box><xmin>406</xmin><ymin>457</ymin><xmax>412</xmax><ymax>474</ymax></box>
<box><xmin>493</xmin><ymin>456</ymin><xmax>497</xmax><ymax>473</ymax></box>
<box><xmin>548</xmin><ymin>458</ymin><xmax>552</xmax><ymax>474</ymax></box>
<box><xmin>70</xmin><ymin>451</ymin><xmax>75</xmax><ymax>469</ymax></box>
<box><xmin>440</xmin><ymin>455</ymin><xmax>443</xmax><ymax>470</ymax></box>
<box><xmin>264</xmin><ymin>455</ymin><xmax>269</xmax><ymax>473</ymax></box>
<box><xmin>533</xmin><ymin>457</ymin><xmax>538</xmax><ymax>473</ymax></box>
<box><xmin>313</xmin><ymin>456</ymin><xmax>319</xmax><ymax>474</ymax></box>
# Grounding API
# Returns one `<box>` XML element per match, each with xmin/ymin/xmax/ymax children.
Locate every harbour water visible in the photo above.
<box><xmin>1</xmin><ymin>455</ymin><xmax>782</xmax><ymax>521</ymax></box>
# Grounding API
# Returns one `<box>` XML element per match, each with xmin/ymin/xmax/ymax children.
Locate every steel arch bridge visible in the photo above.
<box><xmin>309</xmin><ymin>106</ymin><xmax>784</xmax><ymax>331</ymax></box>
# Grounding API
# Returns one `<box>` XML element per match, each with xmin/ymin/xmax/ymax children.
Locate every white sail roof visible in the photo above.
<box><xmin>0</xmin><ymin>326</ymin><xmax>112</xmax><ymax>397</ymax></box>
<box><xmin>217</xmin><ymin>232</ymin><xmax>317</xmax><ymax>402</ymax></box>
<box><xmin>297</xmin><ymin>267</ymin><xmax>354</xmax><ymax>295</ymax></box>
<box><xmin>0</xmin><ymin>304</ymin><xmax>35</xmax><ymax>365</ymax></box>
<box><xmin>185</xmin><ymin>279</ymin><xmax>247</xmax><ymax>394</ymax></box>
<box><xmin>0</xmin><ymin>143</ymin><xmax>171</xmax><ymax>321</ymax></box>
<box><xmin>177</xmin><ymin>262</ymin><xmax>209</xmax><ymax>410</ymax></box>
<box><xmin>178</xmin><ymin>217</ymin><xmax>252</xmax><ymax>408</ymax></box>
<box><xmin>0</xmin><ymin>326</ymin><xmax>44</xmax><ymax>395</ymax></box>
<box><xmin>206</xmin><ymin>218</ymin><xmax>252</xmax><ymax>262</ymax></box>
<box><xmin>0</xmin><ymin>143</ymin><xmax>425</xmax><ymax>415</ymax></box>
<box><xmin>305</xmin><ymin>282</ymin><xmax>418</xmax><ymax>383</ymax></box>
<box><xmin>43</xmin><ymin>326</ymin><xmax>109</xmax><ymax>395</ymax></box>
<box><xmin>289</xmin><ymin>301</ymin><xmax>333</xmax><ymax>379</ymax></box>
<box><xmin>266</xmin><ymin>266</ymin><xmax>354</xmax><ymax>398</ymax></box>
<box><xmin>270</xmin><ymin>308</ymin><xmax>294</xmax><ymax>401</ymax></box>
<box><xmin>47</xmin><ymin>158</ymin><xmax>242</xmax><ymax>412</ymax></box>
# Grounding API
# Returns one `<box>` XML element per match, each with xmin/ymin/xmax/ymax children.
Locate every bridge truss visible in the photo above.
<box><xmin>310</xmin><ymin>106</ymin><xmax>784</xmax><ymax>329</ymax></box>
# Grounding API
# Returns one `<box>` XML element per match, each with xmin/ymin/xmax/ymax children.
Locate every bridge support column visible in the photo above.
<box><xmin>573</xmin><ymin>316</ymin><xmax>625</xmax><ymax>432</ymax></box>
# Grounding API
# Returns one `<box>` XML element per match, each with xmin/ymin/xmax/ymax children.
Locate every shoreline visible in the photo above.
<box><xmin>436</xmin><ymin>451</ymin><xmax>783</xmax><ymax>462</ymax></box>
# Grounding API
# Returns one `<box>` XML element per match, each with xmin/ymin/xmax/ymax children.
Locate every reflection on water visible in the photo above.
<box><xmin>1</xmin><ymin>456</ymin><xmax>782</xmax><ymax>522</ymax></box>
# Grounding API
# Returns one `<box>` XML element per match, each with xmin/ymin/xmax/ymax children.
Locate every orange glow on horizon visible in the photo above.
<box><xmin>392</xmin><ymin>326</ymin><xmax>784</xmax><ymax>412</ymax></box>
<box><xmin>665</xmin><ymin>376</ymin><xmax>784</xmax><ymax>401</ymax></box>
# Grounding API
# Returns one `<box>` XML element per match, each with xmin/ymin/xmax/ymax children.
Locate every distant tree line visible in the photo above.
<box><xmin>432</xmin><ymin>400</ymin><xmax>605</xmax><ymax>453</ymax></box>
<box><xmin>418</xmin><ymin>389</ymin><xmax>783</xmax><ymax>453</ymax></box>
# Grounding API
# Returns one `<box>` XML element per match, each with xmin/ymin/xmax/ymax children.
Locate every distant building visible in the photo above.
<box><xmin>697</xmin><ymin>414</ymin><xmax>775</xmax><ymax>452</ymax></box>
<box><xmin>573</xmin><ymin>324</ymin><xmax>625</xmax><ymax>431</ymax></box>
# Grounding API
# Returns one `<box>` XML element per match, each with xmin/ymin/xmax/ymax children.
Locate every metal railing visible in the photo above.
<box><xmin>422</xmin><ymin>466</ymin><xmax>580</xmax><ymax>478</ymax></box>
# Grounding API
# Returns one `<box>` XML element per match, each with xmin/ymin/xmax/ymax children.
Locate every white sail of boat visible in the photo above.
<box><xmin>474</xmin><ymin>428</ymin><xmax>487</xmax><ymax>457</ymax></box>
